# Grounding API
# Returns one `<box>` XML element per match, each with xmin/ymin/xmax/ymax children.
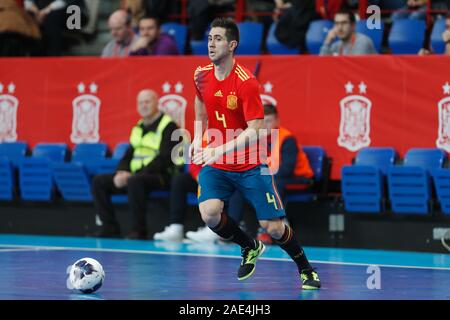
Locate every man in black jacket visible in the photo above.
<box><xmin>92</xmin><ymin>89</ymin><xmax>181</xmax><ymax>239</ymax></box>
<box><xmin>274</xmin><ymin>0</ymin><xmax>319</xmax><ymax>52</ymax></box>
<box><xmin>25</xmin><ymin>0</ymin><xmax>87</xmax><ymax>55</ymax></box>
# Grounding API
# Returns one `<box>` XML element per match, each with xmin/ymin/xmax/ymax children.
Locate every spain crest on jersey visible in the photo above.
<box><xmin>227</xmin><ymin>94</ymin><xmax>238</xmax><ymax>110</ymax></box>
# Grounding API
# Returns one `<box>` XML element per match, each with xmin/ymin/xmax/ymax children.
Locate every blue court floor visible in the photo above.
<box><xmin>0</xmin><ymin>234</ymin><xmax>449</xmax><ymax>300</ymax></box>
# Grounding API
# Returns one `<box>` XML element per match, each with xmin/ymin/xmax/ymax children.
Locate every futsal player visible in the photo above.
<box><xmin>190</xmin><ymin>17</ymin><xmax>320</xmax><ymax>289</ymax></box>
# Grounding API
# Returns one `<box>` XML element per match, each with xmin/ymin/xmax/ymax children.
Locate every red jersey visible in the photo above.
<box><xmin>193</xmin><ymin>61</ymin><xmax>264</xmax><ymax>172</ymax></box>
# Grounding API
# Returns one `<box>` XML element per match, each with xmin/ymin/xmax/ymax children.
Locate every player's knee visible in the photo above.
<box><xmin>199</xmin><ymin>200</ymin><xmax>223</xmax><ymax>223</ymax></box>
<box><xmin>260</xmin><ymin>220</ymin><xmax>285</xmax><ymax>239</ymax></box>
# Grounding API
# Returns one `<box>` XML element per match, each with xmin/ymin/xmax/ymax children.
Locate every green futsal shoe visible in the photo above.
<box><xmin>300</xmin><ymin>268</ymin><xmax>321</xmax><ymax>290</ymax></box>
<box><xmin>237</xmin><ymin>240</ymin><xmax>265</xmax><ymax>281</ymax></box>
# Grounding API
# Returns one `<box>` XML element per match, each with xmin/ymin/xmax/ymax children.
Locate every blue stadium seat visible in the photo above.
<box><xmin>190</xmin><ymin>27</ymin><xmax>209</xmax><ymax>55</ymax></box>
<box><xmin>388</xmin><ymin>19</ymin><xmax>426</xmax><ymax>54</ymax></box>
<box><xmin>431</xmin><ymin>18</ymin><xmax>447</xmax><ymax>54</ymax></box>
<box><xmin>33</xmin><ymin>143</ymin><xmax>68</xmax><ymax>163</ymax></box>
<box><xmin>388</xmin><ymin>148</ymin><xmax>446</xmax><ymax>214</ymax></box>
<box><xmin>72</xmin><ymin>143</ymin><xmax>109</xmax><ymax>176</ymax></box>
<box><xmin>356</xmin><ymin>20</ymin><xmax>384</xmax><ymax>53</ymax></box>
<box><xmin>87</xmin><ymin>159</ymin><xmax>119</xmax><ymax>176</ymax></box>
<box><xmin>72</xmin><ymin>143</ymin><xmax>108</xmax><ymax>163</ymax></box>
<box><xmin>19</xmin><ymin>157</ymin><xmax>53</xmax><ymax>201</ymax></box>
<box><xmin>0</xmin><ymin>142</ymin><xmax>27</xmax><ymax>168</ymax></box>
<box><xmin>0</xmin><ymin>156</ymin><xmax>14</xmax><ymax>200</ymax></box>
<box><xmin>236</xmin><ymin>22</ymin><xmax>263</xmax><ymax>55</ymax></box>
<box><xmin>341</xmin><ymin>147</ymin><xmax>397</xmax><ymax>213</ymax></box>
<box><xmin>86</xmin><ymin>142</ymin><xmax>130</xmax><ymax>176</ymax></box>
<box><xmin>161</xmin><ymin>22</ymin><xmax>187</xmax><ymax>54</ymax></box>
<box><xmin>286</xmin><ymin>146</ymin><xmax>330</xmax><ymax>202</ymax></box>
<box><xmin>266</xmin><ymin>22</ymin><xmax>300</xmax><ymax>55</ymax></box>
<box><xmin>113</xmin><ymin>142</ymin><xmax>130</xmax><ymax>160</ymax></box>
<box><xmin>52</xmin><ymin>162</ymin><xmax>92</xmax><ymax>201</ymax></box>
<box><xmin>306</xmin><ymin>20</ymin><xmax>333</xmax><ymax>54</ymax></box>
<box><xmin>354</xmin><ymin>147</ymin><xmax>396</xmax><ymax>175</ymax></box>
<box><xmin>432</xmin><ymin>168</ymin><xmax>450</xmax><ymax>214</ymax></box>
<box><xmin>190</xmin><ymin>40</ymin><xmax>208</xmax><ymax>55</ymax></box>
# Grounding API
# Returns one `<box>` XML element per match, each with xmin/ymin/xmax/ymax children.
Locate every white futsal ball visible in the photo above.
<box><xmin>68</xmin><ymin>258</ymin><xmax>105</xmax><ymax>294</ymax></box>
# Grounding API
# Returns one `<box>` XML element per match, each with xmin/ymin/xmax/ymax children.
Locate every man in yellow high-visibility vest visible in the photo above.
<box><xmin>92</xmin><ymin>89</ymin><xmax>181</xmax><ymax>239</ymax></box>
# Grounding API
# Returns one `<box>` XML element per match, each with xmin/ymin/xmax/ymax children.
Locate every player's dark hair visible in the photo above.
<box><xmin>139</xmin><ymin>14</ymin><xmax>161</xmax><ymax>28</ymax></box>
<box><xmin>210</xmin><ymin>17</ymin><xmax>240</xmax><ymax>51</ymax></box>
<box><xmin>446</xmin><ymin>11</ymin><xmax>450</xmax><ymax>20</ymax></box>
<box><xmin>335</xmin><ymin>9</ymin><xmax>356</xmax><ymax>24</ymax></box>
<box><xmin>264</xmin><ymin>104</ymin><xmax>278</xmax><ymax>116</ymax></box>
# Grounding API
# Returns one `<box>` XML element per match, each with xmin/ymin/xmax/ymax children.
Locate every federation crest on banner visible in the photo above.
<box><xmin>159</xmin><ymin>81</ymin><xmax>187</xmax><ymax>128</ymax></box>
<box><xmin>260</xmin><ymin>81</ymin><xmax>277</xmax><ymax>107</ymax></box>
<box><xmin>0</xmin><ymin>82</ymin><xmax>19</xmax><ymax>142</ymax></box>
<box><xmin>436</xmin><ymin>82</ymin><xmax>450</xmax><ymax>151</ymax></box>
<box><xmin>71</xmin><ymin>82</ymin><xmax>101</xmax><ymax>143</ymax></box>
<box><xmin>337</xmin><ymin>81</ymin><xmax>372</xmax><ymax>152</ymax></box>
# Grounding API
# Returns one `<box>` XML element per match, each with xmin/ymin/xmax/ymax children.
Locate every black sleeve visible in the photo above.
<box><xmin>116</xmin><ymin>146</ymin><xmax>134</xmax><ymax>172</ymax></box>
<box><xmin>140</xmin><ymin>122</ymin><xmax>181</xmax><ymax>175</ymax></box>
<box><xmin>275</xmin><ymin>137</ymin><xmax>298</xmax><ymax>179</ymax></box>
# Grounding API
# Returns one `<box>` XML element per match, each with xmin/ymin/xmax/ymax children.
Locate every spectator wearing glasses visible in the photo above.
<box><xmin>320</xmin><ymin>9</ymin><xmax>377</xmax><ymax>56</ymax></box>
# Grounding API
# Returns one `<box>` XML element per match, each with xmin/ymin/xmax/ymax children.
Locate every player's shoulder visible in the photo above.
<box><xmin>194</xmin><ymin>63</ymin><xmax>214</xmax><ymax>77</ymax></box>
<box><xmin>234</xmin><ymin>63</ymin><xmax>256</xmax><ymax>83</ymax></box>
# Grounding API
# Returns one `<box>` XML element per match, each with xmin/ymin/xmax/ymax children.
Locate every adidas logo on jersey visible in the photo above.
<box><xmin>214</xmin><ymin>90</ymin><xmax>223</xmax><ymax>97</ymax></box>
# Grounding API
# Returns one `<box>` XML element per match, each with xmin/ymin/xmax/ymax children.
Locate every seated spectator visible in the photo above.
<box><xmin>152</xmin><ymin>164</ymin><xmax>201</xmax><ymax>242</ymax></box>
<box><xmin>129</xmin><ymin>15</ymin><xmax>178</xmax><ymax>55</ymax></box>
<box><xmin>0</xmin><ymin>0</ymin><xmax>41</xmax><ymax>56</ymax></box>
<box><xmin>188</xmin><ymin>0</ymin><xmax>234</xmax><ymax>41</ymax></box>
<box><xmin>141</xmin><ymin>0</ymin><xmax>173</xmax><ymax>24</ymax></box>
<box><xmin>121</xmin><ymin>0</ymin><xmax>174</xmax><ymax>27</ymax></box>
<box><xmin>274</xmin><ymin>0</ymin><xmax>319</xmax><ymax>51</ymax></box>
<box><xmin>419</xmin><ymin>11</ymin><xmax>450</xmax><ymax>56</ymax></box>
<box><xmin>25</xmin><ymin>0</ymin><xmax>87</xmax><ymax>56</ymax></box>
<box><xmin>92</xmin><ymin>89</ymin><xmax>182</xmax><ymax>239</ymax></box>
<box><xmin>245</xmin><ymin>0</ymin><xmax>274</xmax><ymax>36</ymax></box>
<box><xmin>432</xmin><ymin>1</ymin><xmax>450</xmax><ymax>17</ymax></box>
<box><xmin>121</xmin><ymin>0</ymin><xmax>146</xmax><ymax>30</ymax></box>
<box><xmin>367</xmin><ymin>0</ymin><xmax>405</xmax><ymax>11</ymax></box>
<box><xmin>320</xmin><ymin>9</ymin><xmax>377</xmax><ymax>55</ymax></box>
<box><xmin>315</xmin><ymin>0</ymin><xmax>344</xmax><ymax>20</ymax></box>
<box><xmin>444</xmin><ymin>12</ymin><xmax>450</xmax><ymax>55</ymax></box>
<box><xmin>101</xmin><ymin>9</ymin><xmax>139</xmax><ymax>57</ymax></box>
<box><xmin>391</xmin><ymin>0</ymin><xmax>428</xmax><ymax>21</ymax></box>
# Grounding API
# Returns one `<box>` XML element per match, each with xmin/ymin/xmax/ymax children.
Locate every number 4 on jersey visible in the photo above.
<box><xmin>215</xmin><ymin>111</ymin><xmax>227</xmax><ymax>128</ymax></box>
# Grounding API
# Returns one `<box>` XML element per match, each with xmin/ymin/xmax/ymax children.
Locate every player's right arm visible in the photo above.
<box><xmin>189</xmin><ymin>96</ymin><xmax>207</xmax><ymax>162</ymax></box>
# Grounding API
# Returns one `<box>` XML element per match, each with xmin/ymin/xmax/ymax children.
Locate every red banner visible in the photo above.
<box><xmin>0</xmin><ymin>56</ymin><xmax>449</xmax><ymax>179</ymax></box>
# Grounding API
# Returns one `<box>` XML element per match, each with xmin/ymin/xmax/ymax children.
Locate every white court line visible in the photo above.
<box><xmin>1</xmin><ymin>244</ymin><xmax>450</xmax><ymax>271</ymax></box>
<box><xmin>0</xmin><ymin>247</ymin><xmax>62</xmax><ymax>253</ymax></box>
